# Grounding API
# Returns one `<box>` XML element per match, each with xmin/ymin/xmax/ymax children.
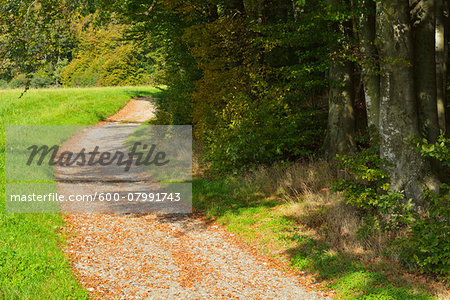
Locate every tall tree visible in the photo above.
<box><xmin>0</xmin><ymin>0</ymin><xmax>77</xmax><ymax>80</ymax></box>
<box><xmin>324</xmin><ymin>0</ymin><xmax>356</xmax><ymax>157</ymax></box>
<box><xmin>412</xmin><ymin>0</ymin><xmax>439</xmax><ymax>142</ymax></box>
<box><xmin>436</xmin><ymin>0</ymin><xmax>448</xmax><ymax>131</ymax></box>
<box><xmin>324</xmin><ymin>58</ymin><xmax>356</xmax><ymax>157</ymax></box>
<box><xmin>357</xmin><ymin>0</ymin><xmax>380</xmax><ymax>129</ymax></box>
<box><xmin>376</xmin><ymin>0</ymin><xmax>439</xmax><ymax>202</ymax></box>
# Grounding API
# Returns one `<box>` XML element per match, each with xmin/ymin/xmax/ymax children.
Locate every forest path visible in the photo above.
<box><xmin>59</xmin><ymin>98</ymin><xmax>326</xmax><ymax>299</ymax></box>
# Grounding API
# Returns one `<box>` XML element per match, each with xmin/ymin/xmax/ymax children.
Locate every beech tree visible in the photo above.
<box><xmin>323</xmin><ymin>0</ymin><xmax>447</xmax><ymax>202</ymax></box>
<box><xmin>436</xmin><ymin>0</ymin><xmax>449</xmax><ymax>131</ymax></box>
<box><xmin>323</xmin><ymin>0</ymin><xmax>356</xmax><ymax>157</ymax></box>
<box><xmin>375</xmin><ymin>0</ymin><xmax>439</xmax><ymax>202</ymax></box>
<box><xmin>357</xmin><ymin>0</ymin><xmax>379</xmax><ymax>130</ymax></box>
<box><xmin>412</xmin><ymin>0</ymin><xmax>439</xmax><ymax>143</ymax></box>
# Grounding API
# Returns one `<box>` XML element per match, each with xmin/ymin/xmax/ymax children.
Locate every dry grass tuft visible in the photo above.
<box><xmin>244</xmin><ymin>159</ymin><xmax>335</xmax><ymax>198</ymax></box>
<box><xmin>244</xmin><ymin>159</ymin><xmax>395</xmax><ymax>260</ymax></box>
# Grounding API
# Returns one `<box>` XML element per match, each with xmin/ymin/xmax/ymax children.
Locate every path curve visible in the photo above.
<box><xmin>60</xmin><ymin>97</ymin><xmax>327</xmax><ymax>299</ymax></box>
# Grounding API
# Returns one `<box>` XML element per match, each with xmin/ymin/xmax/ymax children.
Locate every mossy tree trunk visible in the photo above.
<box><xmin>324</xmin><ymin>59</ymin><xmax>356</xmax><ymax>158</ymax></box>
<box><xmin>376</xmin><ymin>0</ymin><xmax>439</xmax><ymax>203</ymax></box>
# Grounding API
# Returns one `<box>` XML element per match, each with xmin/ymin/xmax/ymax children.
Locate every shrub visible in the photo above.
<box><xmin>332</xmin><ymin>132</ymin><xmax>414</xmax><ymax>232</ymax></box>
<box><xmin>400</xmin><ymin>186</ymin><xmax>449</xmax><ymax>276</ymax></box>
<box><xmin>8</xmin><ymin>74</ymin><xmax>28</xmax><ymax>88</ymax></box>
<box><xmin>204</xmin><ymin>105</ymin><xmax>327</xmax><ymax>174</ymax></box>
<box><xmin>333</xmin><ymin>131</ymin><xmax>450</xmax><ymax>276</ymax></box>
<box><xmin>30</xmin><ymin>67</ymin><xmax>53</xmax><ymax>88</ymax></box>
<box><xmin>399</xmin><ymin>133</ymin><xmax>450</xmax><ymax>276</ymax></box>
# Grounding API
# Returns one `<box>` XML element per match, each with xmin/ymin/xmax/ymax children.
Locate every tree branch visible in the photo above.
<box><xmin>140</xmin><ymin>0</ymin><xmax>157</xmax><ymax>16</ymax></box>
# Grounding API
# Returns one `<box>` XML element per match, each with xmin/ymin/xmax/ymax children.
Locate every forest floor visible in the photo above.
<box><xmin>60</xmin><ymin>98</ymin><xmax>329</xmax><ymax>299</ymax></box>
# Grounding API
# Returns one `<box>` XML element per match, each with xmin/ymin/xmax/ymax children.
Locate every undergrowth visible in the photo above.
<box><xmin>193</xmin><ymin>155</ymin><xmax>448</xmax><ymax>299</ymax></box>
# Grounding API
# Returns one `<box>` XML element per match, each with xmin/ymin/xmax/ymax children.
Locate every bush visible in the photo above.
<box><xmin>332</xmin><ymin>132</ymin><xmax>414</xmax><ymax>232</ymax></box>
<box><xmin>30</xmin><ymin>67</ymin><xmax>53</xmax><ymax>88</ymax></box>
<box><xmin>400</xmin><ymin>134</ymin><xmax>450</xmax><ymax>276</ymax></box>
<box><xmin>400</xmin><ymin>186</ymin><xmax>449</xmax><ymax>276</ymax></box>
<box><xmin>333</xmin><ymin>131</ymin><xmax>450</xmax><ymax>276</ymax></box>
<box><xmin>8</xmin><ymin>74</ymin><xmax>28</xmax><ymax>88</ymax></box>
<box><xmin>204</xmin><ymin>105</ymin><xmax>327</xmax><ymax>174</ymax></box>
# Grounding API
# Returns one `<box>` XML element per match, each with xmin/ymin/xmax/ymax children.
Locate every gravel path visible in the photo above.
<box><xmin>59</xmin><ymin>98</ymin><xmax>327</xmax><ymax>299</ymax></box>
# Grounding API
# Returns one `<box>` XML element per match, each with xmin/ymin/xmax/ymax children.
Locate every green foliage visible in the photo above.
<box><xmin>61</xmin><ymin>20</ymin><xmax>152</xmax><ymax>87</ymax></box>
<box><xmin>1</xmin><ymin>5</ymin><xmax>152</xmax><ymax>88</ymax></box>
<box><xmin>0</xmin><ymin>79</ymin><xmax>7</xmax><ymax>88</ymax></box>
<box><xmin>109</xmin><ymin>0</ymin><xmax>331</xmax><ymax>173</ymax></box>
<box><xmin>195</xmin><ymin>6</ymin><xmax>330</xmax><ymax>172</ymax></box>
<box><xmin>53</xmin><ymin>58</ymin><xmax>70</xmax><ymax>84</ymax></box>
<box><xmin>332</xmin><ymin>132</ymin><xmax>414</xmax><ymax>232</ymax></box>
<box><xmin>8</xmin><ymin>74</ymin><xmax>29</xmax><ymax>88</ymax></box>
<box><xmin>333</xmin><ymin>131</ymin><xmax>450</xmax><ymax>276</ymax></box>
<box><xmin>3</xmin><ymin>59</ymin><xmax>70</xmax><ymax>89</ymax></box>
<box><xmin>413</xmin><ymin>133</ymin><xmax>450</xmax><ymax>167</ymax></box>
<box><xmin>30</xmin><ymin>66</ymin><xmax>54</xmax><ymax>88</ymax></box>
<box><xmin>400</xmin><ymin>133</ymin><xmax>450</xmax><ymax>276</ymax></box>
<box><xmin>400</xmin><ymin>186</ymin><xmax>450</xmax><ymax>276</ymax></box>
<box><xmin>0</xmin><ymin>0</ymin><xmax>78</xmax><ymax>80</ymax></box>
<box><xmin>204</xmin><ymin>107</ymin><xmax>326</xmax><ymax>173</ymax></box>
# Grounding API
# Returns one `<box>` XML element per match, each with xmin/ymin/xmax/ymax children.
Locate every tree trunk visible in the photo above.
<box><xmin>436</xmin><ymin>0</ymin><xmax>448</xmax><ymax>131</ymax></box>
<box><xmin>412</xmin><ymin>0</ymin><xmax>439</xmax><ymax>142</ymax></box>
<box><xmin>358</xmin><ymin>0</ymin><xmax>380</xmax><ymax>129</ymax></box>
<box><xmin>324</xmin><ymin>0</ymin><xmax>356</xmax><ymax>158</ymax></box>
<box><xmin>376</xmin><ymin>0</ymin><xmax>439</xmax><ymax>203</ymax></box>
<box><xmin>324</xmin><ymin>59</ymin><xmax>356</xmax><ymax>158</ymax></box>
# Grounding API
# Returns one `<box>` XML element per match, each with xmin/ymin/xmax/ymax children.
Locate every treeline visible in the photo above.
<box><xmin>0</xmin><ymin>11</ymin><xmax>153</xmax><ymax>88</ymax></box>
<box><xmin>109</xmin><ymin>0</ymin><xmax>449</xmax><ymax>177</ymax></box>
<box><xmin>107</xmin><ymin>0</ymin><xmax>449</xmax><ymax>275</ymax></box>
<box><xmin>110</xmin><ymin>0</ymin><xmax>332</xmax><ymax>172</ymax></box>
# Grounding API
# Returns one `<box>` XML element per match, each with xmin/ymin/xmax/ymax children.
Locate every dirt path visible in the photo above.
<box><xmin>59</xmin><ymin>98</ymin><xmax>327</xmax><ymax>299</ymax></box>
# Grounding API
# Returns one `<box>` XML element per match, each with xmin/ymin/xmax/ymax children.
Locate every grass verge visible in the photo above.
<box><xmin>0</xmin><ymin>86</ymin><xmax>159</xmax><ymax>299</ymax></box>
<box><xmin>193</xmin><ymin>160</ymin><xmax>447</xmax><ymax>299</ymax></box>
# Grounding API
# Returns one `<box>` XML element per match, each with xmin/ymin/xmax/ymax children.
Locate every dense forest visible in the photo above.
<box><xmin>1</xmin><ymin>0</ymin><xmax>449</xmax><ymax>279</ymax></box>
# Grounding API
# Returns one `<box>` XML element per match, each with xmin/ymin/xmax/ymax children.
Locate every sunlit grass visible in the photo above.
<box><xmin>0</xmin><ymin>86</ymin><xmax>159</xmax><ymax>298</ymax></box>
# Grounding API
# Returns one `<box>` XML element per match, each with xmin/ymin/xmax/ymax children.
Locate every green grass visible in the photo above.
<box><xmin>0</xmin><ymin>86</ymin><xmax>160</xmax><ymax>299</ymax></box>
<box><xmin>193</xmin><ymin>176</ymin><xmax>440</xmax><ymax>299</ymax></box>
